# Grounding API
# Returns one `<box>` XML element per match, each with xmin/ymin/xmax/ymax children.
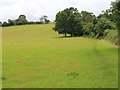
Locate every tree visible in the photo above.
<box><xmin>40</xmin><ymin>16</ymin><xmax>44</xmax><ymax>24</ymax></box>
<box><xmin>45</xmin><ymin>19</ymin><xmax>50</xmax><ymax>24</ymax></box>
<box><xmin>67</xmin><ymin>13</ymin><xmax>82</xmax><ymax>37</ymax></box>
<box><xmin>40</xmin><ymin>15</ymin><xmax>50</xmax><ymax>24</ymax></box>
<box><xmin>54</xmin><ymin>11</ymin><xmax>68</xmax><ymax>36</ymax></box>
<box><xmin>74</xmin><ymin>20</ymin><xmax>83</xmax><ymax>36</ymax></box>
<box><xmin>111</xmin><ymin>1</ymin><xmax>120</xmax><ymax>30</ymax></box>
<box><xmin>81</xmin><ymin>11</ymin><xmax>96</xmax><ymax>23</ymax></box>
<box><xmin>83</xmin><ymin>23</ymin><xmax>94</xmax><ymax>36</ymax></box>
<box><xmin>15</xmin><ymin>15</ymin><xmax>28</xmax><ymax>25</ymax></box>
<box><xmin>80</xmin><ymin>11</ymin><xmax>96</xmax><ymax>36</ymax></box>
<box><xmin>111</xmin><ymin>1</ymin><xmax>120</xmax><ymax>46</ymax></box>
<box><xmin>0</xmin><ymin>22</ymin><xmax>2</xmax><ymax>27</ymax></box>
<box><xmin>2</xmin><ymin>22</ymin><xmax>9</xmax><ymax>27</ymax></box>
<box><xmin>67</xmin><ymin>13</ymin><xmax>76</xmax><ymax>37</ymax></box>
<box><xmin>54</xmin><ymin>7</ymin><xmax>83</xmax><ymax>37</ymax></box>
<box><xmin>94</xmin><ymin>17</ymin><xmax>115</xmax><ymax>38</ymax></box>
<box><xmin>8</xmin><ymin>19</ymin><xmax>16</xmax><ymax>26</ymax></box>
<box><xmin>19</xmin><ymin>15</ymin><xmax>26</xmax><ymax>19</ymax></box>
<box><xmin>43</xmin><ymin>15</ymin><xmax>50</xmax><ymax>24</ymax></box>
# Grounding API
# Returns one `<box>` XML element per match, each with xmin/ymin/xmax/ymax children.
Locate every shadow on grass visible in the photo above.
<box><xmin>55</xmin><ymin>36</ymin><xmax>73</xmax><ymax>38</ymax></box>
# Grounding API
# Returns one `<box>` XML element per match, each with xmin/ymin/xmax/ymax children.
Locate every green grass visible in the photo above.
<box><xmin>2</xmin><ymin>24</ymin><xmax>118</xmax><ymax>88</ymax></box>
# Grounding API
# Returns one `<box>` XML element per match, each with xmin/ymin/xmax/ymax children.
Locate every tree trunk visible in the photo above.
<box><xmin>65</xmin><ymin>33</ymin><xmax>67</xmax><ymax>37</ymax></box>
<box><xmin>71</xmin><ymin>32</ymin><xmax>73</xmax><ymax>37</ymax></box>
<box><xmin>71</xmin><ymin>29</ymin><xmax>73</xmax><ymax>37</ymax></box>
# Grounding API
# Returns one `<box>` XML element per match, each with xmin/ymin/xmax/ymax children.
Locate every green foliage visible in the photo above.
<box><xmin>54</xmin><ymin>7</ymin><xmax>83</xmax><ymax>37</ymax></box>
<box><xmin>16</xmin><ymin>15</ymin><xmax>28</xmax><ymax>25</ymax></box>
<box><xmin>54</xmin><ymin>8</ymin><xmax>97</xmax><ymax>37</ymax></box>
<box><xmin>27</xmin><ymin>21</ymin><xmax>43</xmax><ymax>24</ymax></box>
<box><xmin>80</xmin><ymin>11</ymin><xmax>96</xmax><ymax>36</ymax></box>
<box><xmin>2</xmin><ymin>14</ymin><xmax>50</xmax><ymax>27</ymax></box>
<box><xmin>2</xmin><ymin>15</ymin><xmax>28</xmax><ymax>27</ymax></box>
<box><xmin>115</xmin><ymin>1</ymin><xmax>120</xmax><ymax>30</ymax></box>
<box><xmin>8</xmin><ymin>19</ymin><xmax>16</xmax><ymax>26</ymax></box>
<box><xmin>83</xmin><ymin>23</ymin><xmax>94</xmax><ymax>36</ymax></box>
<box><xmin>0</xmin><ymin>21</ymin><xmax>2</xmax><ymax>26</ymax></box>
<box><xmin>54</xmin><ymin>11</ymin><xmax>68</xmax><ymax>36</ymax></box>
<box><xmin>40</xmin><ymin>15</ymin><xmax>50</xmax><ymax>24</ymax></box>
<box><xmin>81</xmin><ymin>11</ymin><xmax>96</xmax><ymax>23</ymax></box>
<box><xmin>74</xmin><ymin>21</ymin><xmax>83</xmax><ymax>36</ymax></box>
<box><xmin>111</xmin><ymin>1</ymin><xmax>120</xmax><ymax>30</ymax></box>
<box><xmin>94</xmin><ymin>17</ymin><xmax>116</xmax><ymax>38</ymax></box>
<box><xmin>2</xmin><ymin>22</ymin><xmax>9</xmax><ymax>27</ymax></box>
<box><xmin>53</xmin><ymin>2</ymin><xmax>119</xmax><ymax>45</ymax></box>
<box><xmin>67</xmin><ymin>13</ymin><xmax>78</xmax><ymax>36</ymax></box>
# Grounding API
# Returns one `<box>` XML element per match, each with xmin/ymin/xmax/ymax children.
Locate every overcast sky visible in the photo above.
<box><xmin>0</xmin><ymin>0</ymin><xmax>115</xmax><ymax>22</ymax></box>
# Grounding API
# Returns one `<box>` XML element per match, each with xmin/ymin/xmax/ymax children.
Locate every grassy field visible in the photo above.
<box><xmin>2</xmin><ymin>24</ymin><xmax>118</xmax><ymax>88</ymax></box>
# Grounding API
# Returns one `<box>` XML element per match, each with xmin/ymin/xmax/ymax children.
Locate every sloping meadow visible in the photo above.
<box><xmin>2</xmin><ymin>24</ymin><xmax>118</xmax><ymax>88</ymax></box>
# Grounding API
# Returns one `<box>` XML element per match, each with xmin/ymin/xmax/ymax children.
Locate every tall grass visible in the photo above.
<box><xmin>105</xmin><ymin>30</ymin><xmax>119</xmax><ymax>46</ymax></box>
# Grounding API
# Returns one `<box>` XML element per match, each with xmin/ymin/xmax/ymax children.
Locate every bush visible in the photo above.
<box><xmin>2</xmin><ymin>22</ymin><xmax>9</xmax><ymax>27</ymax></box>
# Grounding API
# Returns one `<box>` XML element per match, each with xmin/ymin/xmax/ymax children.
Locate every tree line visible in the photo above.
<box><xmin>54</xmin><ymin>1</ymin><xmax>120</xmax><ymax>39</ymax></box>
<box><xmin>0</xmin><ymin>15</ymin><xmax>50</xmax><ymax>27</ymax></box>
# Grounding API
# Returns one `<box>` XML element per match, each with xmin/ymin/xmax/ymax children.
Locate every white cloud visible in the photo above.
<box><xmin>0</xmin><ymin>0</ymin><xmax>115</xmax><ymax>22</ymax></box>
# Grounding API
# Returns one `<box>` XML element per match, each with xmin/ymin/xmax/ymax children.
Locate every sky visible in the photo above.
<box><xmin>0</xmin><ymin>0</ymin><xmax>115</xmax><ymax>22</ymax></box>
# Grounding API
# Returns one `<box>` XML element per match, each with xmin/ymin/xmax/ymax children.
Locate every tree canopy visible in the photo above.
<box><xmin>40</xmin><ymin>15</ymin><xmax>50</xmax><ymax>24</ymax></box>
<box><xmin>54</xmin><ymin>1</ymin><xmax>119</xmax><ymax>38</ymax></box>
<box><xmin>111</xmin><ymin>1</ymin><xmax>120</xmax><ymax>30</ymax></box>
<box><xmin>54</xmin><ymin>7</ymin><xmax>83</xmax><ymax>37</ymax></box>
<box><xmin>2</xmin><ymin>15</ymin><xmax>50</xmax><ymax>27</ymax></box>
